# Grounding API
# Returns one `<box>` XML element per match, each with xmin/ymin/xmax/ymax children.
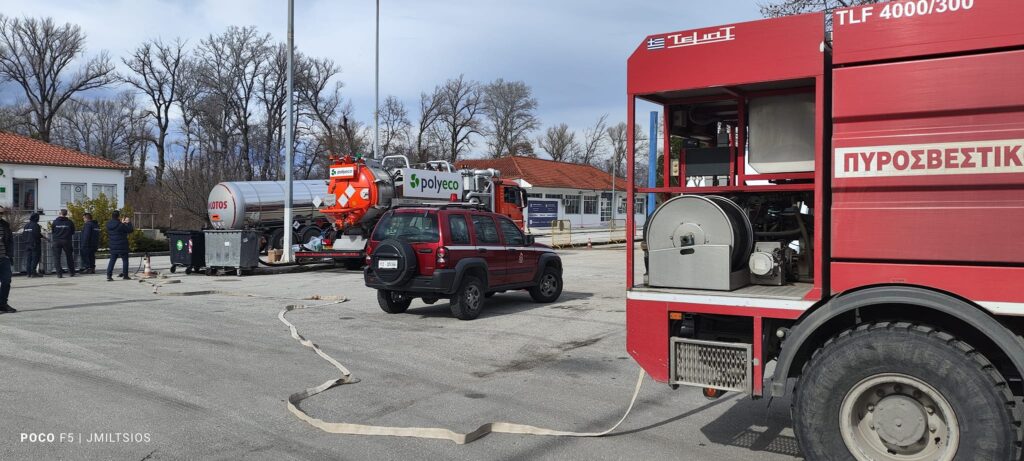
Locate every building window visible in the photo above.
<box><xmin>583</xmin><ymin>195</ymin><xmax>598</xmax><ymax>215</ymax></box>
<box><xmin>545</xmin><ymin>193</ymin><xmax>562</xmax><ymax>200</ymax></box>
<box><xmin>562</xmin><ymin>195</ymin><xmax>580</xmax><ymax>215</ymax></box>
<box><xmin>61</xmin><ymin>183</ymin><xmax>88</xmax><ymax>206</ymax></box>
<box><xmin>526</xmin><ymin>193</ymin><xmax>543</xmax><ymax>199</ymax></box>
<box><xmin>617</xmin><ymin>196</ymin><xmax>627</xmax><ymax>214</ymax></box>
<box><xmin>634</xmin><ymin>196</ymin><xmax>646</xmax><ymax>214</ymax></box>
<box><xmin>92</xmin><ymin>183</ymin><xmax>117</xmax><ymax>201</ymax></box>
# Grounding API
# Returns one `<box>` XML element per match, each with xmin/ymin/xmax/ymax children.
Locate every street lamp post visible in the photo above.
<box><xmin>282</xmin><ymin>0</ymin><xmax>295</xmax><ymax>263</ymax></box>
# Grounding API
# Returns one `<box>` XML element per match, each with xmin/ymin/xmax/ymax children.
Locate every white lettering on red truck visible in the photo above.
<box><xmin>835</xmin><ymin>0</ymin><xmax>974</xmax><ymax>26</ymax></box>
<box><xmin>835</xmin><ymin>139</ymin><xmax>1024</xmax><ymax>178</ymax></box>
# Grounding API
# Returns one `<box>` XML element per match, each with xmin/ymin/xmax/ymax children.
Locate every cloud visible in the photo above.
<box><xmin>0</xmin><ymin>0</ymin><xmax>763</xmax><ymax>154</ymax></box>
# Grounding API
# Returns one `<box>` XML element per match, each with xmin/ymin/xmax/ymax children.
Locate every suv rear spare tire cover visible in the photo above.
<box><xmin>372</xmin><ymin>238</ymin><xmax>418</xmax><ymax>287</ymax></box>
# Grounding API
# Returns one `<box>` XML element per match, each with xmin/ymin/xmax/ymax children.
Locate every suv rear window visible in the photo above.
<box><xmin>372</xmin><ymin>211</ymin><xmax>439</xmax><ymax>243</ymax></box>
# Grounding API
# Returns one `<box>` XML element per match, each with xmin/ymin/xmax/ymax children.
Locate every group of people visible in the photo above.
<box><xmin>0</xmin><ymin>207</ymin><xmax>136</xmax><ymax>314</ymax></box>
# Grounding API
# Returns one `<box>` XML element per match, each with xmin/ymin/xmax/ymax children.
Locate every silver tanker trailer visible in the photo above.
<box><xmin>207</xmin><ymin>180</ymin><xmax>329</xmax><ymax>251</ymax></box>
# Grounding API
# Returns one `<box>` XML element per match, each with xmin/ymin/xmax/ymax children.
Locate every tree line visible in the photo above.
<box><xmin>0</xmin><ymin>15</ymin><xmax>650</xmax><ymax>226</ymax></box>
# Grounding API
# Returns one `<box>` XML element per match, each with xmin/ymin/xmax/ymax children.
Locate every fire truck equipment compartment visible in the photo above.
<box><xmin>645</xmin><ymin>195</ymin><xmax>752</xmax><ymax>290</ymax></box>
<box><xmin>748</xmin><ymin>93</ymin><xmax>816</xmax><ymax>173</ymax></box>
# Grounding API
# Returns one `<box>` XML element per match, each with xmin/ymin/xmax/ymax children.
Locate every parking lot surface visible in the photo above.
<box><xmin>1</xmin><ymin>246</ymin><xmax>802</xmax><ymax>460</ymax></box>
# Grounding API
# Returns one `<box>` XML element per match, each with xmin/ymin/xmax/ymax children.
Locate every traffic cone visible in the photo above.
<box><xmin>142</xmin><ymin>255</ymin><xmax>157</xmax><ymax>279</ymax></box>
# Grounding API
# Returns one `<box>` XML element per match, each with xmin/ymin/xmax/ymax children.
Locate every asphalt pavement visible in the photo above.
<box><xmin>0</xmin><ymin>247</ymin><xmax>802</xmax><ymax>460</ymax></box>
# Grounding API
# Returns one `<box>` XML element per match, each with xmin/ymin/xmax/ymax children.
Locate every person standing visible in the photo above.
<box><xmin>51</xmin><ymin>209</ymin><xmax>76</xmax><ymax>278</ymax></box>
<box><xmin>23</xmin><ymin>212</ymin><xmax>43</xmax><ymax>277</ymax></box>
<box><xmin>80</xmin><ymin>212</ymin><xmax>100</xmax><ymax>274</ymax></box>
<box><xmin>105</xmin><ymin>210</ymin><xmax>133</xmax><ymax>281</ymax></box>
<box><xmin>0</xmin><ymin>207</ymin><xmax>15</xmax><ymax>313</ymax></box>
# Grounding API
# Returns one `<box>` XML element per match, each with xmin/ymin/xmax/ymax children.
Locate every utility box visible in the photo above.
<box><xmin>203</xmin><ymin>230</ymin><xmax>259</xmax><ymax>275</ymax></box>
<box><xmin>167</xmin><ymin>230</ymin><xmax>206</xmax><ymax>274</ymax></box>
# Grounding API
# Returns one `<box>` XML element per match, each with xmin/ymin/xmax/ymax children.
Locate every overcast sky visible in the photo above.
<box><xmin>1</xmin><ymin>0</ymin><xmax>764</xmax><ymax>155</ymax></box>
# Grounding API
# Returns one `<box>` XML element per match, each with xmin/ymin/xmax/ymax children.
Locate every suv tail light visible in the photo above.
<box><xmin>365</xmin><ymin>245</ymin><xmax>373</xmax><ymax>266</ymax></box>
<box><xmin>437</xmin><ymin>247</ymin><xmax>448</xmax><ymax>268</ymax></box>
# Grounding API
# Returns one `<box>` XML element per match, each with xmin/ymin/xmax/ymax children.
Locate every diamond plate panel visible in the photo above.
<box><xmin>670</xmin><ymin>338</ymin><xmax>752</xmax><ymax>393</ymax></box>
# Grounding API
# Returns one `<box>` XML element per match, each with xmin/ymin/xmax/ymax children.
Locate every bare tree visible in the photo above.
<box><xmin>413</xmin><ymin>89</ymin><xmax>443</xmax><ymax>163</ymax></box>
<box><xmin>760</xmin><ymin>0</ymin><xmax>887</xmax><ymax>27</ymax></box>
<box><xmin>605</xmin><ymin>122</ymin><xmax>648</xmax><ymax>176</ymax></box>
<box><xmin>297</xmin><ymin>55</ymin><xmax>343</xmax><ymax>157</ymax></box>
<box><xmin>0</xmin><ymin>101</ymin><xmax>31</xmax><ymax>135</ymax></box>
<box><xmin>255</xmin><ymin>43</ymin><xmax>289</xmax><ymax>180</ymax></box>
<box><xmin>122</xmin><ymin>38</ymin><xmax>187</xmax><ymax>185</ymax></box>
<box><xmin>481</xmin><ymin>78</ymin><xmax>540</xmax><ymax>158</ymax></box>
<box><xmin>537</xmin><ymin>123</ymin><xmax>579</xmax><ymax>162</ymax></box>
<box><xmin>196</xmin><ymin>26</ymin><xmax>271</xmax><ymax>180</ymax></box>
<box><xmin>435</xmin><ymin>75</ymin><xmax>483</xmax><ymax>163</ymax></box>
<box><xmin>379</xmin><ymin>95</ymin><xmax>410</xmax><ymax>157</ymax></box>
<box><xmin>578</xmin><ymin>114</ymin><xmax>608</xmax><ymax>166</ymax></box>
<box><xmin>0</xmin><ymin>15</ymin><xmax>115</xmax><ymax>142</ymax></box>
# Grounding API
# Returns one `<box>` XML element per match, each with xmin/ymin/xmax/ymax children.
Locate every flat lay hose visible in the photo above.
<box><xmin>279</xmin><ymin>302</ymin><xmax>647</xmax><ymax>444</ymax></box>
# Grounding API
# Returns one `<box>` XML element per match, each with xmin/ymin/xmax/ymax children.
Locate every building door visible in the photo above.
<box><xmin>12</xmin><ymin>179</ymin><xmax>38</xmax><ymax>211</ymax></box>
<box><xmin>599</xmin><ymin>192</ymin><xmax>612</xmax><ymax>223</ymax></box>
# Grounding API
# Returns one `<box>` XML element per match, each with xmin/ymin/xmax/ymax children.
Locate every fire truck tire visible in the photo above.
<box><xmin>792</xmin><ymin>322</ymin><xmax>1019</xmax><ymax>461</ymax></box>
<box><xmin>377</xmin><ymin>290</ymin><xmax>411</xmax><ymax>314</ymax></box>
<box><xmin>528</xmin><ymin>266</ymin><xmax>562</xmax><ymax>303</ymax></box>
<box><xmin>449</xmin><ymin>276</ymin><xmax>484</xmax><ymax>320</ymax></box>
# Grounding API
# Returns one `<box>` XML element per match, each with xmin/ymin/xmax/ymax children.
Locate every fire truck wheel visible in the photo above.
<box><xmin>528</xmin><ymin>266</ymin><xmax>562</xmax><ymax>303</ymax></box>
<box><xmin>449</xmin><ymin>276</ymin><xmax>484</xmax><ymax>320</ymax></box>
<box><xmin>377</xmin><ymin>290</ymin><xmax>411</xmax><ymax>314</ymax></box>
<box><xmin>792</xmin><ymin>322</ymin><xmax>1019</xmax><ymax>461</ymax></box>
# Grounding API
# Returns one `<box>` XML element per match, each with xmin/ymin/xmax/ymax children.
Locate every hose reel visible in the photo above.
<box><xmin>645</xmin><ymin>195</ymin><xmax>753</xmax><ymax>291</ymax></box>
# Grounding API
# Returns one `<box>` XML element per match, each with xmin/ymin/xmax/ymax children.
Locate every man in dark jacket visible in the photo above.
<box><xmin>80</xmin><ymin>212</ymin><xmax>100</xmax><ymax>274</ymax></box>
<box><xmin>23</xmin><ymin>212</ymin><xmax>43</xmax><ymax>277</ymax></box>
<box><xmin>0</xmin><ymin>206</ymin><xmax>15</xmax><ymax>313</ymax></box>
<box><xmin>51</xmin><ymin>209</ymin><xmax>76</xmax><ymax>278</ymax></box>
<box><xmin>106</xmin><ymin>210</ymin><xmax>133</xmax><ymax>281</ymax></box>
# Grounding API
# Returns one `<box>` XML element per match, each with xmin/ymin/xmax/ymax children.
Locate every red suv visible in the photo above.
<box><xmin>364</xmin><ymin>205</ymin><xmax>563</xmax><ymax>320</ymax></box>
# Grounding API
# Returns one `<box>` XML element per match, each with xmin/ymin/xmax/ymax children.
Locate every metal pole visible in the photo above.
<box><xmin>610</xmin><ymin>147</ymin><xmax>616</xmax><ymax>231</ymax></box>
<box><xmin>282</xmin><ymin>0</ymin><xmax>295</xmax><ymax>263</ymax></box>
<box><xmin>372</xmin><ymin>0</ymin><xmax>380</xmax><ymax>160</ymax></box>
<box><xmin>648</xmin><ymin>111</ymin><xmax>658</xmax><ymax>215</ymax></box>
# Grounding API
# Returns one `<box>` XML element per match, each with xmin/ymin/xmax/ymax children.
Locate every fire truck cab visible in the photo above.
<box><xmin>624</xmin><ymin>1</ymin><xmax>1024</xmax><ymax>459</ymax></box>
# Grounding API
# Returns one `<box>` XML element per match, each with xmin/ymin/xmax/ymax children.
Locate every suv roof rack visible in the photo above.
<box><xmin>389</xmin><ymin>202</ymin><xmax>489</xmax><ymax>211</ymax></box>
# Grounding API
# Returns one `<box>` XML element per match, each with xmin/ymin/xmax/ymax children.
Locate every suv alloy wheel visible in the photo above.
<box><xmin>450</xmin><ymin>276</ymin><xmax>485</xmax><ymax>320</ymax></box>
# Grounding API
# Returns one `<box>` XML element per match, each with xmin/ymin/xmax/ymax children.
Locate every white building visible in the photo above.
<box><xmin>0</xmin><ymin>132</ymin><xmax>130</xmax><ymax>224</ymax></box>
<box><xmin>456</xmin><ymin>156</ymin><xmax>647</xmax><ymax>232</ymax></box>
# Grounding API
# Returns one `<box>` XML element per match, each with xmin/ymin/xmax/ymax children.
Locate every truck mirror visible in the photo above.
<box><xmin>526</xmin><ymin>234</ymin><xmax>535</xmax><ymax>245</ymax></box>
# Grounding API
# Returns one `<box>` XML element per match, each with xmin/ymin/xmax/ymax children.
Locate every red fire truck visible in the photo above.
<box><xmin>624</xmin><ymin>1</ymin><xmax>1024</xmax><ymax>459</ymax></box>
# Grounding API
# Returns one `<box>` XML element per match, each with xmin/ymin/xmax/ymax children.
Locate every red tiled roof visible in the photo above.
<box><xmin>456</xmin><ymin>156</ymin><xmax>627</xmax><ymax>191</ymax></box>
<box><xmin>0</xmin><ymin>131</ymin><xmax>131</xmax><ymax>170</ymax></box>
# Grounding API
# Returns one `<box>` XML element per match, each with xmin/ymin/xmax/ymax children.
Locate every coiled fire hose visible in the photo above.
<box><xmin>279</xmin><ymin>303</ymin><xmax>647</xmax><ymax>444</ymax></box>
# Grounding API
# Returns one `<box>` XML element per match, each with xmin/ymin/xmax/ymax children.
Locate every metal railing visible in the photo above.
<box><xmin>549</xmin><ymin>220</ymin><xmax>573</xmax><ymax>248</ymax></box>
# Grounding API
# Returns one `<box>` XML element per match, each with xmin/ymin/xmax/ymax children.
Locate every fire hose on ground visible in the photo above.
<box><xmin>278</xmin><ymin>301</ymin><xmax>648</xmax><ymax>444</ymax></box>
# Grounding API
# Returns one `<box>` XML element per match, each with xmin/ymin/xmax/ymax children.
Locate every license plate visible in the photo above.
<box><xmin>378</xmin><ymin>259</ymin><xmax>398</xmax><ymax>269</ymax></box>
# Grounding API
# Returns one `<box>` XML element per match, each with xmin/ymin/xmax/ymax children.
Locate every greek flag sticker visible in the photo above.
<box><xmin>647</xmin><ymin>37</ymin><xmax>665</xmax><ymax>50</ymax></box>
